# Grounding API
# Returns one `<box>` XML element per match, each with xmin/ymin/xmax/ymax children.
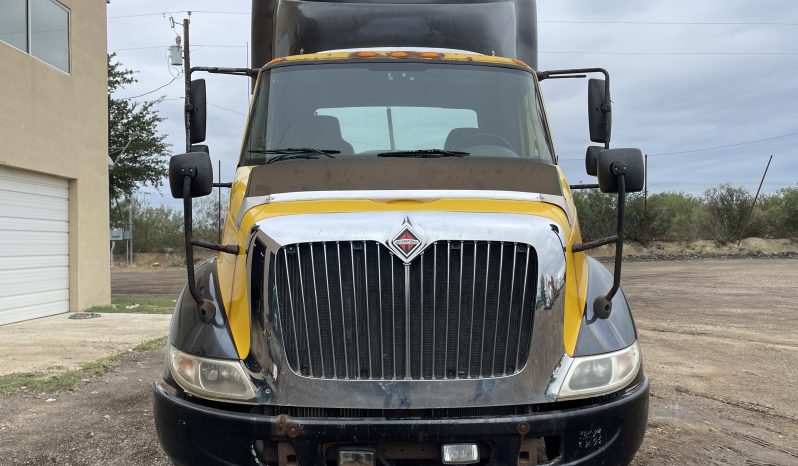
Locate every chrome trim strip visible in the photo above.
<box><xmin>479</xmin><ymin>243</ymin><xmax>490</xmax><ymax>376</ymax></box>
<box><xmin>308</xmin><ymin>244</ymin><xmax>325</xmax><ymax>377</ymax></box>
<box><xmin>545</xmin><ymin>353</ymin><xmax>574</xmax><ymax>402</ymax></box>
<box><xmin>295</xmin><ymin>245</ymin><xmax>313</xmax><ymax>375</ymax></box>
<box><xmin>350</xmin><ymin>242</ymin><xmax>362</xmax><ymax>377</ymax></box>
<box><xmin>491</xmin><ymin>243</ymin><xmax>504</xmax><ymax>375</ymax></box>
<box><xmin>363</xmin><ymin>241</ymin><xmax>372</xmax><ymax>377</ymax></box>
<box><xmin>377</xmin><ymin>247</ymin><xmax>385</xmax><ymax>378</ymax></box>
<box><xmin>235</xmin><ymin>190</ymin><xmax>572</xmax><ymax>226</ymax></box>
<box><xmin>404</xmin><ymin>264</ymin><xmax>412</xmax><ymax>379</ymax></box>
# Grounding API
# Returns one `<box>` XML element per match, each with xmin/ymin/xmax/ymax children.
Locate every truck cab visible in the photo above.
<box><xmin>154</xmin><ymin>2</ymin><xmax>649</xmax><ymax>465</ymax></box>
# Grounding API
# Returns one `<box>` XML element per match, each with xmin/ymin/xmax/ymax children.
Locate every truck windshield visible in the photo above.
<box><xmin>241</xmin><ymin>62</ymin><xmax>554</xmax><ymax>164</ymax></box>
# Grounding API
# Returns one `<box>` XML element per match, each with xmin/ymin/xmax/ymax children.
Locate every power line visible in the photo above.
<box><xmin>108</xmin><ymin>10</ymin><xmax>248</xmax><ymax>20</ymax></box>
<box><xmin>540</xmin><ymin>51</ymin><xmax>798</xmax><ymax>56</ymax></box>
<box><xmin>159</xmin><ymin>97</ymin><xmax>248</xmax><ymax>117</ymax></box>
<box><xmin>111</xmin><ymin>44</ymin><xmax>247</xmax><ymax>52</ymax></box>
<box><xmin>116</xmin><ymin>76</ymin><xmax>180</xmax><ymax>100</ymax></box>
<box><xmin>207</xmin><ymin>103</ymin><xmax>247</xmax><ymax>117</ymax></box>
<box><xmin>539</xmin><ymin>20</ymin><xmax>798</xmax><ymax>26</ymax></box>
<box><xmin>649</xmin><ymin>131</ymin><xmax>798</xmax><ymax>156</ymax></box>
<box><xmin>559</xmin><ymin>130</ymin><xmax>798</xmax><ymax>160</ymax></box>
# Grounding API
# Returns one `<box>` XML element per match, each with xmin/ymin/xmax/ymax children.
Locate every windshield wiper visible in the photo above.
<box><xmin>249</xmin><ymin>147</ymin><xmax>339</xmax><ymax>164</ymax></box>
<box><xmin>377</xmin><ymin>149</ymin><xmax>469</xmax><ymax>158</ymax></box>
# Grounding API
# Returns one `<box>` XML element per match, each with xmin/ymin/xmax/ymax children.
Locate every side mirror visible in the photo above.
<box><xmin>189</xmin><ymin>79</ymin><xmax>207</xmax><ymax>144</ymax></box>
<box><xmin>585</xmin><ymin>146</ymin><xmax>602</xmax><ymax>176</ymax></box>
<box><xmin>169</xmin><ymin>152</ymin><xmax>213</xmax><ymax>199</ymax></box>
<box><xmin>597</xmin><ymin>148</ymin><xmax>644</xmax><ymax>193</ymax></box>
<box><xmin>588</xmin><ymin>78</ymin><xmax>611</xmax><ymax>144</ymax></box>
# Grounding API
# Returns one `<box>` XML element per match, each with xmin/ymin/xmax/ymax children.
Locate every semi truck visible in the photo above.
<box><xmin>153</xmin><ymin>1</ymin><xmax>649</xmax><ymax>464</ymax></box>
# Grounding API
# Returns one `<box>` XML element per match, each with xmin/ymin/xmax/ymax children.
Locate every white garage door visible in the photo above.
<box><xmin>0</xmin><ymin>167</ymin><xmax>70</xmax><ymax>325</ymax></box>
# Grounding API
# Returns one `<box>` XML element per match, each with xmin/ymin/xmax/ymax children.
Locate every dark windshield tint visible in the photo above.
<box><xmin>242</xmin><ymin>62</ymin><xmax>553</xmax><ymax>164</ymax></box>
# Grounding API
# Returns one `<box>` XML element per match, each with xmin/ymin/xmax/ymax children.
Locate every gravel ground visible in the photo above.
<box><xmin>2</xmin><ymin>258</ymin><xmax>797</xmax><ymax>465</ymax></box>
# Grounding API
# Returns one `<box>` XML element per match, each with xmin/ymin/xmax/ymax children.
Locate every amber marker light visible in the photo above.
<box><xmin>420</xmin><ymin>51</ymin><xmax>443</xmax><ymax>59</ymax></box>
<box><xmin>512</xmin><ymin>59</ymin><xmax>530</xmax><ymax>68</ymax></box>
<box><xmin>356</xmin><ymin>51</ymin><xmax>379</xmax><ymax>58</ymax></box>
<box><xmin>390</xmin><ymin>51</ymin><xmax>411</xmax><ymax>58</ymax></box>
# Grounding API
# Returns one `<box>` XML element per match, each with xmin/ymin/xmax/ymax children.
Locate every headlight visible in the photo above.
<box><xmin>553</xmin><ymin>341</ymin><xmax>641</xmax><ymax>401</ymax></box>
<box><xmin>168</xmin><ymin>345</ymin><xmax>257</xmax><ymax>403</ymax></box>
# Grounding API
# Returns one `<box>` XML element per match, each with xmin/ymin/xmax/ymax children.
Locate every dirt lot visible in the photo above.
<box><xmin>2</xmin><ymin>258</ymin><xmax>797</xmax><ymax>465</ymax></box>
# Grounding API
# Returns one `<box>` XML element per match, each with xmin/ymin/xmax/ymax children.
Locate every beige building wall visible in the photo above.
<box><xmin>0</xmin><ymin>0</ymin><xmax>110</xmax><ymax>311</ymax></box>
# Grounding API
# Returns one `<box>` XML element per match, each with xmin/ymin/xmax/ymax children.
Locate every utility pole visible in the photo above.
<box><xmin>218</xmin><ymin>160</ymin><xmax>222</xmax><ymax>242</ymax></box>
<box><xmin>643</xmin><ymin>153</ymin><xmax>648</xmax><ymax>245</ymax></box>
<box><xmin>183</xmin><ymin>12</ymin><xmax>192</xmax><ymax>153</ymax></box>
<box><xmin>738</xmin><ymin>155</ymin><xmax>773</xmax><ymax>246</ymax></box>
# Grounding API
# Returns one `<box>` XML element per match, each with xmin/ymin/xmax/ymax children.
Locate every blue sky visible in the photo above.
<box><xmin>107</xmin><ymin>0</ymin><xmax>798</xmax><ymax>204</ymax></box>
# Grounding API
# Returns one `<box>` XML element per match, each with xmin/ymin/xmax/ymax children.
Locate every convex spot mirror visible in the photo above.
<box><xmin>597</xmin><ymin>148</ymin><xmax>644</xmax><ymax>193</ymax></box>
<box><xmin>169</xmin><ymin>152</ymin><xmax>213</xmax><ymax>198</ymax></box>
<box><xmin>585</xmin><ymin>146</ymin><xmax>602</xmax><ymax>176</ymax></box>
<box><xmin>588</xmin><ymin>78</ymin><xmax>611</xmax><ymax>144</ymax></box>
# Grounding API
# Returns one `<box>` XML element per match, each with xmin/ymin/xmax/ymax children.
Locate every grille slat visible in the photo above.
<box><xmin>335</xmin><ymin>243</ymin><xmax>349</xmax><ymax>378</ymax></box>
<box><xmin>272</xmin><ymin>240</ymin><xmax>537</xmax><ymax>380</ymax></box>
<box><xmin>516</xmin><ymin>246</ymin><xmax>532</xmax><ymax>371</ymax></box>
<box><xmin>502</xmin><ymin>245</ymin><xmax>518</xmax><ymax>375</ymax></box>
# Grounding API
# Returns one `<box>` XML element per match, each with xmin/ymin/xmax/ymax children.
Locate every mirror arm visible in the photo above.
<box><xmin>572</xmin><ymin>235</ymin><xmax>618</xmax><ymax>253</ymax></box>
<box><xmin>605</xmin><ymin>167</ymin><xmax>627</xmax><ymax>302</ymax></box>
<box><xmin>538</xmin><ymin>68</ymin><xmax>612</xmax><ymax>149</ymax></box>
<box><xmin>192</xmin><ymin>240</ymin><xmax>239</xmax><ymax>255</ymax></box>
<box><xmin>569</xmin><ymin>183</ymin><xmax>600</xmax><ymax>190</ymax></box>
<box><xmin>181</xmin><ymin>174</ymin><xmax>216</xmax><ymax>323</ymax></box>
<box><xmin>571</xmin><ymin>162</ymin><xmax>628</xmax><ymax>319</ymax></box>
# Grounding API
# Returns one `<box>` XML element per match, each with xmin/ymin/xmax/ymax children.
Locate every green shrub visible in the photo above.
<box><xmin>573</xmin><ymin>190</ymin><xmax>617</xmax><ymax>241</ymax></box>
<box><xmin>646</xmin><ymin>192</ymin><xmax>703</xmax><ymax>242</ymax></box>
<box><xmin>110</xmin><ymin>194</ymin><xmax>229</xmax><ymax>255</ymax></box>
<box><xmin>702</xmin><ymin>184</ymin><xmax>753</xmax><ymax>243</ymax></box>
<box><xmin>759</xmin><ymin>186</ymin><xmax>798</xmax><ymax>238</ymax></box>
<box><xmin>780</xmin><ymin>187</ymin><xmax>798</xmax><ymax>237</ymax></box>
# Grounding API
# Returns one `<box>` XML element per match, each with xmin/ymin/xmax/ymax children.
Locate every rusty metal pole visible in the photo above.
<box><xmin>738</xmin><ymin>155</ymin><xmax>773</xmax><ymax>246</ymax></box>
<box><xmin>643</xmin><ymin>153</ymin><xmax>648</xmax><ymax>246</ymax></box>
<box><xmin>218</xmin><ymin>159</ymin><xmax>222</xmax><ymax>242</ymax></box>
<box><xmin>183</xmin><ymin>14</ymin><xmax>191</xmax><ymax>153</ymax></box>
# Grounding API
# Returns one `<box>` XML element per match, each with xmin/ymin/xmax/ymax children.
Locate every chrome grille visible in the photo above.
<box><xmin>271</xmin><ymin>240</ymin><xmax>537</xmax><ymax>380</ymax></box>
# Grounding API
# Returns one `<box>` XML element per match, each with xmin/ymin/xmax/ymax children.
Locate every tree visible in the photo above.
<box><xmin>108</xmin><ymin>53</ymin><xmax>170</xmax><ymax>220</ymax></box>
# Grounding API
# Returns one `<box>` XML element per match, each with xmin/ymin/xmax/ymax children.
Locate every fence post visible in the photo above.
<box><xmin>737</xmin><ymin>155</ymin><xmax>773</xmax><ymax>246</ymax></box>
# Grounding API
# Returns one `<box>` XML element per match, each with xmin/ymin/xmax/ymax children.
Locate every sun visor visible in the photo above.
<box><xmin>245</xmin><ymin>157</ymin><xmax>562</xmax><ymax>197</ymax></box>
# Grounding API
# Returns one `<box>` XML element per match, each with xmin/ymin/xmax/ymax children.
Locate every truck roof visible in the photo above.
<box><xmin>264</xmin><ymin>48</ymin><xmax>533</xmax><ymax>70</ymax></box>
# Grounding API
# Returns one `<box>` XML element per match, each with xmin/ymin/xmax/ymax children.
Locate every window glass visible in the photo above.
<box><xmin>243</xmin><ymin>63</ymin><xmax>553</xmax><ymax>164</ymax></box>
<box><xmin>30</xmin><ymin>0</ymin><xmax>69</xmax><ymax>72</ymax></box>
<box><xmin>317</xmin><ymin>107</ymin><xmax>478</xmax><ymax>153</ymax></box>
<box><xmin>0</xmin><ymin>0</ymin><xmax>27</xmax><ymax>51</ymax></box>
